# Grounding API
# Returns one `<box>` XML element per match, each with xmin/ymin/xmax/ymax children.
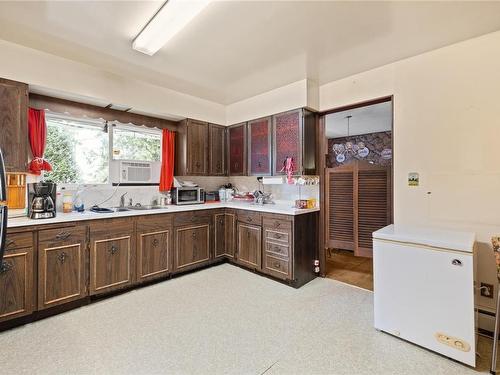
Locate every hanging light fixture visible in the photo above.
<box><xmin>332</xmin><ymin>115</ymin><xmax>369</xmax><ymax>163</ymax></box>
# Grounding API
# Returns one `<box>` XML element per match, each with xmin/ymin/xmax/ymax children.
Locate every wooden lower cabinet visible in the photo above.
<box><xmin>174</xmin><ymin>224</ymin><xmax>211</xmax><ymax>270</ymax></box>
<box><xmin>214</xmin><ymin>211</ymin><xmax>235</xmax><ymax>259</ymax></box>
<box><xmin>236</xmin><ymin>223</ymin><xmax>261</xmax><ymax>269</ymax></box>
<box><xmin>136</xmin><ymin>215</ymin><xmax>172</xmax><ymax>283</ymax></box>
<box><xmin>90</xmin><ymin>219</ymin><xmax>134</xmax><ymax>295</ymax></box>
<box><xmin>38</xmin><ymin>225</ymin><xmax>87</xmax><ymax>309</ymax></box>
<box><xmin>0</xmin><ymin>232</ymin><xmax>34</xmax><ymax>322</ymax></box>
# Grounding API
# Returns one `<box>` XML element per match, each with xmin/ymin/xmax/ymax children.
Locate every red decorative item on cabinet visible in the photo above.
<box><xmin>228</xmin><ymin>123</ymin><xmax>246</xmax><ymax>175</ymax></box>
<box><xmin>273</xmin><ymin>109</ymin><xmax>301</xmax><ymax>175</ymax></box>
<box><xmin>248</xmin><ymin>117</ymin><xmax>271</xmax><ymax>175</ymax></box>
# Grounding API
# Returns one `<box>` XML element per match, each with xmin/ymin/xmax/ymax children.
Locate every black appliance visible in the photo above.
<box><xmin>0</xmin><ymin>149</ymin><xmax>7</xmax><ymax>267</ymax></box>
<box><xmin>28</xmin><ymin>182</ymin><xmax>57</xmax><ymax>219</ymax></box>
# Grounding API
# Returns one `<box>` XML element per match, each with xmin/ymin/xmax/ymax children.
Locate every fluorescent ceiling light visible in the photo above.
<box><xmin>133</xmin><ymin>0</ymin><xmax>213</xmax><ymax>56</ymax></box>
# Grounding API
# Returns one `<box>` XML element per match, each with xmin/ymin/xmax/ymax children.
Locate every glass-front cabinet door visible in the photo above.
<box><xmin>248</xmin><ymin>117</ymin><xmax>272</xmax><ymax>176</ymax></box>
<box><xmin>228</xmin><ymin>123</ymin><xmax>246</xmax><ymax>176</ymax></box>
<box><xmin>273</xmin><ymin>109</ymin><xmax>302</xmax><ymax>175</ymax></box>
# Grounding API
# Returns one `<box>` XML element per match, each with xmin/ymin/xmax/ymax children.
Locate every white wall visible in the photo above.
<box><xmin>320</xmin><ymin>30</ymin><xmax>500</xmax><ymax>312</ymax></box>
<box><xmin>0</xmin><ymin>39</ymin><xmax>226</xmax><ymax>124</ymax></box>
<box><xmin>225</xmin><ymin>79</ymin><xmax>317</xmax><ymax>125</ymax></box>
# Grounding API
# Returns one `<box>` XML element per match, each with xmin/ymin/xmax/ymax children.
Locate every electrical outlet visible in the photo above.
<box><xmin>481</xmin><ymin>282</ymin><xmax>494</xmax><ymax>298</ymax></box>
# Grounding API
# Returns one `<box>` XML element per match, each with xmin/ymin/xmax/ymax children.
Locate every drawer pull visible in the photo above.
<box><xmin>274</xmin><ymin>233</ymin><xmax>283</xmax><ymax>239</ymax></box>
<box><xmin>57</xmin><ymin>252</ymin><xmax>68</xmax><ymax>264</ymax></box>
<box><xmin>5</xmin><ymin>239</ymin><xmax>15</xmax><ymax>248</ymax></box>
<box><xmin>451</xmin><ymin>259</ymin><xmax>462</xmax><ymax>266</ymax></box>
<box><xmin>152</xmin><ymin>238</ymin><xmax>159</xmax><ymax>247</ymax></box>
<box><xmin>247</xmin><ymin>217</ymin><xmax>253</xmax><ymax>222</ymax></box>
<box><xmin>0</xmin><ymin>261</ymin><xmax>13</xmax><ymax>274</ymax></box>
<box><xmin>191</xmin><ymin>216</ymin><xmax>196</xmax><ymax>222</ymax></box>
<box><xmin>55</xmin><ymin>231</ymin><xmax>72</xmax><ymax>241</ymax></box>
<box><xmin>274</xmin><ymin>246</ymin><xmax>282</xmax><ymax>253</ymax></box>
<box><xmin>275</xmin><ymin>221</ymin><xmax>281</xmax><ymax>228</ymax></box>
<box><xmin>274</xmin><ymin>262</ymin><xmax>281</xmax><ymax>269</ymax></box>
<box><xmin>109</xmin><ymin>245</ymin><xmax>119</xmax><ymax>255</ymax></box>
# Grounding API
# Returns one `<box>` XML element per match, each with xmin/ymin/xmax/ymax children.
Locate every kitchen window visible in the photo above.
<box><xmin>44</xmin><ymin>113</ymin><xmax>161</xmax><ymax>185</ymax></box>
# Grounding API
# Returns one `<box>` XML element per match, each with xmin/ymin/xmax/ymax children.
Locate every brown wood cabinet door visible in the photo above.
<box><xmin>175</xmin><ymin>225</ymin><xmax>210</xmax><ymax>270</ymax></box>
<box><xmin>228</xmin><ymin>123</ymin><xmax>246</xmax><ymax>175</ymax></box>
<box><xmin>209</xmin><ymin>124</ymin><xmax>226</xmax><ymax>176</ymax></box>
<box><xmin>0</xmin><ymin>234</ymin><xmax>34</xmax><ymax>322</ymax></box>
<box><xmin>0</xmin><ymin>78</ymin><xmax>28</xmax><ymax>172</ymax></box>
<box><xmin>91</xmin><ymin>236</ymin><xmax>132</xmax><ymax>295</ymax></box>
<box><xmin>236</xmin><ymin>223</ymin><xmax>261</xmax><ymax>269</ymax></box>
<box><xmin>273</xmin><ymin>109</ymin><xmax>302</xmax><ymax>176</ymax></box>
<box><xmin>137</xmin><ymin>229</ymin><xmax>171</xmax><ymax>282</ymax></box>
<box><xmin>214</xmin><ymin>212</ymin><xmax>236</xmax><ymax>259</ymax></box>
<box><xmin>248</xmin><ymin>117</ymin><xmax>272</xmax><ymax>176</ymax></box>
<box><xmin>38</xmin><ymin>226</ymin><xmax>87</xmax><ymax>309</ymax></box>
<box><xmin>187</xmin><ymin>120</ymin><xmax>209</xmax><ymax>175</ymax></box>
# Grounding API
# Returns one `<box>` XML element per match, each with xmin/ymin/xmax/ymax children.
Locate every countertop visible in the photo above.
<box><xmin>373</xmin><ymin>224</ymin><xmax>476</xmax><ymax>253</ymax></box>
<box><xmin>8</xmin><ymin>201</ymin><xmax>319</xmax><ymax>228</ymax></box>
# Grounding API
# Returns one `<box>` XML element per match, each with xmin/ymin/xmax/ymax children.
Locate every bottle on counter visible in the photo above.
<box><xmin>63</xmin><ymin>192</ymin><xmax>73</xmax><ymax>213</ymax></box>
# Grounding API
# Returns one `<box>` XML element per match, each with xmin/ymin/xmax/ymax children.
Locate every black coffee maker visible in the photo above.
<box><xmin>28</xmin><ymin>182</ymin><xmax>57</xmax><ymax>219</ymax></box>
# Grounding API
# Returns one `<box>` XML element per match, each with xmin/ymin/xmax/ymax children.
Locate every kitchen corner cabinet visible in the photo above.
<box><xmin>89</xmin><ymin>218</ymin><xmax>134</xmax><ymax>295</ymax></box>
<box><xmin>214</xmin><ymin>210</ymin><xmax>236</xmax><ymax>259</ymax></box>
<box><xmin>272</xmin><ymin>108</ymin><xmax>316</xmax><ymax>176</ymax></box>
<box><xmin>136</xmin><ymin>215</ymin><xmax>173</xmax><ymax>283</ymax></box>
<box><xmin>175</xmin><ymin>119</ymin><xmax>209</xmax><ymax>176</ymax></box>
<box><xmin>209</xmin><ymin>124</ymin><xmax>226</xmax><ymax>176</ymax></box>
<box><xmin>38</xmin><ymin>225</ymin><xmax>87</xmax><ymax>310</ymax></box>
<box><xmin>248</xmin><ymin>117</ymin><xmax>272</xmax><ymax>176</ymax></box>
<box><xmin>228</xmin><ymin>123</ymin><xmax>247</xmax><ymax>176</ymax></box>
<box><xmin>0</xmin><ymin>78</ymin><xmax>28</xmax><ymax>172</ymax></box>
<box><xmin>0</xmin><ymin>231</ymin><xmax>34</xmax><ymax>322</ymax></box>
<box><xmin>174</xmin><ymin>211</ymin><xmax>212</xmax><ymax>271</ymax></box>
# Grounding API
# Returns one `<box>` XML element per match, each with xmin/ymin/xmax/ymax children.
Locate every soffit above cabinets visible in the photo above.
<box><xmin>1</xmin><ymin>1</ymin><xmax>500</xmax><ymax>105</ymax></box>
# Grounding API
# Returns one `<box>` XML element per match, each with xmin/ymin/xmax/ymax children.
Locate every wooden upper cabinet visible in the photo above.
<box><xmin>248</xmin><ymin>117</ymin><xmax>272</xmax><ymax>176</ymax></box>
<box><xmin>38</xmin><ymin>225</ymin><xmax>87</xmax><ymax>310</ymax></box>
<box><xmin>272</xmin><ymin>108</ymin><xmax>316</xmax><ymax>176</ymax></box>
<box><xmin>0</xmin><ymin>231</ymin><xmax>34</xmax><ymax>322</ymax></box>
<box><xmin>0</xmin><ymin>78</ymin><xmax>28</xmax><ymax>172</ymax></box>
<box><xmin>175</xmin><ymin>119</ymin><xmax>209</xmax><ymax>176</ymax></box>
<box><xmin>228</xmin><ymin>123</ymin><xmax>247</xmax><ymax>176</ymax></box>
<box><xmin>209</xmin><ymin>124</ymin><xmax>226</xmax><ymax>176</ymax></box>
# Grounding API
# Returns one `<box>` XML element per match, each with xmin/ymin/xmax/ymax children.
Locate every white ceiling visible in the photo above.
<box><xmin>1</xmin><ymin>1</ymin><xmax>500</xmax><ymax>105</ymax></box>
<box><xmin>325</xmin><ymin>101</ymin><xmax>392</xmax><ymax>138</ymax></box>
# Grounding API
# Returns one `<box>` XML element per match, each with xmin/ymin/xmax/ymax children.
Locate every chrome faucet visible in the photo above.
<box><xmin>119</xmin><ymin>193</ymin><xmax>127</xmax><ymax>208</ymax></box>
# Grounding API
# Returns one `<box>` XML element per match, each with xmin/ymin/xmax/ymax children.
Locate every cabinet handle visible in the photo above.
<box><xmin>247</xmin><ymin>217</ymin><xmax>252</xmax><ymax>222</ymax></box>
<box><xmin>274</xmin><ymin>262</ymin><xmax>281</xmax><ymax>269</ymax></box>
<box><xmin>5</xmin><ymin>239</ymin><xmax>15</xmax><ymax>248</ymax></box>
<box><xmin>275</xmin><ymin>221</ymin><xmax>281</xmax><ymax>228</ymax></box>
<box><xmin>57</xmin><ymin>252</ymin><xmax>67</xmax><ymax>264</ymax></box>
<box><xmin>247</xmin><ymin>231</ymin><xmax>250</xmax><ymax>239</ymax></box>
<box><xmin>219</xmin><ymin>218</ymin><xmax>224</xmax><ymax>225</ymax></box>
<box><xmin>451</xmin><ymin>259</ymin><xmax>462</xmax><ymax>266</ymax></box>
<box><xmin>109</xmin><ymin>245</ymin><xmax>119</xmax><ymax>255</ymax></box>
<box><xmin>55</xmin><ymin>231</ymin><xmax>71</xmax><ymax>241</ymax></box>
<box><xmin>0</xmin><ymin>261</ymin><xmax>13</xmax><ymax>274</ymax></box>
<box><xmin>274</xmin><ymin>246</ymin><xmax>281</xmax><ymax>253</ymax></box>
<box><xmin>274</xmin><ymin>233</ymin><xmax>283</xmax><ymax>239</ymax></box>
<box><xmin>195</xmin><ymin>161</ymin><xmax>201</xmax><ymax>168</ymax></box>
<box><xmin>192</xmin><ymin>232</ymin><xmax>197</xmax><ymax>239</ymax></box>
<box><xmin>191</xmin><ymin>216</ymin><xmax>196</xmax><ymax>222</ymax></box>
<box><xmin>152</xmin><ymin>238</ymin><xmax>159</xmax><ymax>247</ymax></box>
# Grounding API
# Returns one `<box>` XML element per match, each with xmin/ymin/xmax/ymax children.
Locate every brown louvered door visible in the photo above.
<box><xmin>325</xmin><ymin>167</ymin><xmax>355</xmax><ymax>251</ymax></box>
<box><xmin>356</xmin><ymin>164</ymin><xmax>391</xmax><ymax>257</ymax></box>
<box><xmin>325</xmin><ymin>161</ymin><xmax>391</xmax><ymax>258</ymax></box>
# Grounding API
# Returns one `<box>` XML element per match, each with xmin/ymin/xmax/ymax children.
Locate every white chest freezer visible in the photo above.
<box><xmin>373</xmin><ymin>224</ymin><xmax>477</xmax><ymax>367</ymax></box>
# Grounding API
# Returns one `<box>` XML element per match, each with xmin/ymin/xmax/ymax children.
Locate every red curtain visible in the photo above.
<box><xmin>159</xmin><ymin>129</ymin><xmax>175</xmax><ymax>191</ymax></box>
<box><xmin>27</xmin><ymin>108</ymin><xmax>52</xmax><ymax>175</ymax></box>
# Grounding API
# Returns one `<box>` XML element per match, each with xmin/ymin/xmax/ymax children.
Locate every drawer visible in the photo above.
<box><xmin>263</xmin><ymin>254</ymin><xmax>290</xmax><ymax>280</ymax></box>
<box><xmin>265</xmin><ymin>241</ymin><xmax>290</xmax><ymax>258</ymax></box>
<box><xmin>174</xmin><ymin>211</ymin><xmax>212</xmax><ymax>227</ymax></box>
<box><xmin>90</xmin><ymin>218</ymin><xmax>134</xmax><ymax>237</ymax></box>
<box><xmin>5</xmin><ymin>231</ymin><xmax>33</xmax><ymax>250</ymax></box>
<box><xmin>137</xmin><ymin>214</ymin><xmax>173</xmax><ymax>232</ymax></box>
<box><xmin>263</xmin><ymin>216</ymin><xmax>292</xmax><ymax>231</ymax></box>
<box><xmin>236</xmin><ymin>210</ymin><xmax>261</xmax><ymax>225</ymax></box>
<box><xmin>264</xmin><ymin>229</ymin><xmax>291</xmax><ymax>244</ymax></box>
<box><xmin>39</xmin><ymin>225</ymin><xmax>87</xmax><ymax>245</ymax></box>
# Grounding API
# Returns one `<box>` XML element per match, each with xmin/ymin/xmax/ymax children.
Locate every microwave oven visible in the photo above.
<box><xmin>172</xmin><ymin>187</ymin><xmax>205</xmax><ymax>205</ymax></box>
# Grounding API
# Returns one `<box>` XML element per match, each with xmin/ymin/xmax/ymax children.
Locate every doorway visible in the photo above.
<box><xmin>320</xmin><ymin>97</ymin><xmax>393</xmax><ymax>291</ymax></box>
